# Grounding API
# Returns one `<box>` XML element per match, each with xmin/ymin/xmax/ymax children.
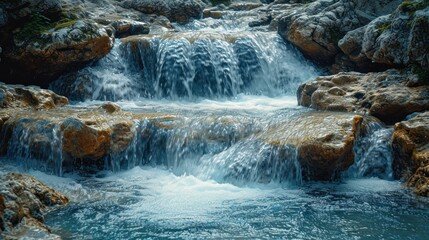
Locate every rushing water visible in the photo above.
<box><xmin>2</xmin><ymin>7</ymin><xmax>429</xmax><ymax>240</ymax></box>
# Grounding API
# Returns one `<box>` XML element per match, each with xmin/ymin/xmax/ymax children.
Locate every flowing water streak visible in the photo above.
<box><xmin>5</xmin><ymin>119</ymin><xmax>64</xmax><ymax>175</ymax></box>
<box><xmin>51</xmin><ymin>31</ymin><xmax>319</xmax><ymax>101</ymax></box>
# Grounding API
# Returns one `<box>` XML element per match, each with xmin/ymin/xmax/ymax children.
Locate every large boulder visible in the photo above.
<box><xmin>0</xmin><ymin>83</ymin><xmax>68</xmax><ymax>109</ymax></box>
<box><xmin>339</xmin><ymin>1</ymin><xmax>429</xmax><ymax>69</ymax></box>
<box><xmin>277</xmin><ymin>0</ymin><xmax>402</xmax><ymax>65</ymax></box>
<box><xmin>0</xmin><ymin>0</ymin><xmax>62</xmax><ymax>24</ymax></box>
<box><xmin>297</xmin><ymin>70</ymin><xmax>429</xmax><ymax>124</ymax></box>
<box><xmin>0</xmin><ymin>173</ymin><xmax>69</xmax><ymax>238</ymax></box>
<box><xmin>392</xmin><ymin>111</ymin><xmax>429</xmax><ymax>197</ymax></box>
<box><xmin>121</xmin><ymin>0</ymin><xmax>206</xmax><ymax>23</ymax></box>
<box><xmin>261</xmin><ymin>112</ymin><xmax>366</xmax><ymax>180</ymax></box>
<box><xmin>1</xmin><ymin>19</ymin><xmax>112</xmax><ymax>87</ymax></box>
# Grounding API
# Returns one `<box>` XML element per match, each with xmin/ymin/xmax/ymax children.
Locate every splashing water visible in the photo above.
<box><xmin>2</xmin><ymin>8</ymin><xmax>427</xmax><ymax>240</ymax></box>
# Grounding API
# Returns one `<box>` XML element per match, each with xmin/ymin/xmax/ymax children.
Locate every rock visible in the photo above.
<box><xmin>121</xmin><ymin>0</ymin><xmax>206</xmax><ymax>23</ymax></box>
<box><xmin>249</xmin><ymin>14</ymin><xmax>272</xmax><ymax>27</ymax></box>
<box><xmin>297</xmin><ymin>70</ymin><xmax>429</xmax><ymax>124</ymax></box>
<box><xmin>0</xmin><ymin>83</ymin><xmax>68</xmax><ymax>109</ymax></box>
<box><xmin>228</xmin><ymin>2</ymin><xmax>263</xmax><ymax>11</ymax></box>
<box><xmin>278</xmin><ymin>0</ymin><xmax>403</xmax><ymax>65</ymax></box>
<box><xmin>0</xmin><ymin>172</ymin><xmax>69</xmax><ymax>238</ymax></box>
<box><xmin>0</xmin><ymin>0</ymin><xmax>62</xmax><ymax>22</ymax></box>
<box><xmin>61</xmin><ymin>117</ymin><xmax>112</xmax><ymax>160</ymax></box>
<box><xmin>261</xmin><ymin>112</ymin><xmax>367</xmax><ymax>180</ymax></box>
<box><xmin>100</xmin><ymin>102</ymin><xmax>121</xmax><ymax>114</ymax></box>
<box><xmin>110</xmin><ymin>19</ymin><xmax>150</xmax><ymax>38</ymax></box>
<box><xmin>339</xmin><ymin>1</ymin><xmax>429</xmax><ymax>69</ymax></box>
<box><xmin>392</xmin><ymin>111</ymin><xmax>429</xmax><ymax>197</ymax></box>
<box><xmin>1</xmin><ymin>19</ymin><xmax>112</xmax><ymax>87</ymax></box>
<box><xmin>203</xmin><ymin>9</ymin><xmax>225</xmax><ymax>19</ymax></box>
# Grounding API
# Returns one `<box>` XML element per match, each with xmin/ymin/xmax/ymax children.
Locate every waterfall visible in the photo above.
<box><xmin>3</xmin><ymin>13</ymin><xmax>397</xmax><ymax>185</ymax></box>
<box><xmin>51</xmin><ymin>32</ymin><xmax>319</xmax><ymax>101</ymax></box>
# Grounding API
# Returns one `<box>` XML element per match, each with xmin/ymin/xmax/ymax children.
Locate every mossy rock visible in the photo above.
<box><xmin>400</xmin><ymin>0</ymin><xmax>429</xmax><ymax>12</ymax></box>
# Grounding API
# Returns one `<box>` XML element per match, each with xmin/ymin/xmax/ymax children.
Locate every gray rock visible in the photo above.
<box><xmin>121</xmin><ymin>0</ymin><xmax>206</xmax><ymax>22</ymax></box>
<box><xmin>339</xmin><ymin>3</ymin><xmax>429</xmax><ymax>69</ymax></box>
<box><xmin>277</xmin><ymin>0</ymin><xmax>403</xmax><ymax>65</ymax></box>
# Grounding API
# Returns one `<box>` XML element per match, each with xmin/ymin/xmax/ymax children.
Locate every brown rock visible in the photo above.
<box><xmin>110</xmin><ymin>121</ymin><xmax>134</xmax><ymax>153</ymax></box>
<box><xmin>392</xmin><ymin>111</ymin><xmax>429</xmax><ymax>196</ymax></box>
<box><xmin>297</xmin><ymin>70</ymin><xmax>429</xmax><ymax>124</ymax></box>
<box><xmin>203</xmin><ymin>9</ymin><xmax>225</xmax><ymax>19</ymax></box>
<box><xmin>0</xmin><ymin>83</ymin><xmax>68</xmax><ymax>109</ymax></box>
<box><xmin>61</xmin><ymin>118</ymin><xmax>112</xmax><ymax>160</ymax></box>
<box><xmin>261</xmin><ymin>112</ymin><xmax>367</xmax><ymax>180</ymax></box>
<box><xmin>1</xmin><ymin>20</ymin><xmax>112</xmax><ymax>87</ymax></box>
<box><xmin>100</xmin><ymin>102</ymin><xmax>121</xmax><ymax>114</ymax></box>
<box><xmin>0</xmin><ymin>173</ymin><xmax>68</xmax><ymax>237</ymax></box>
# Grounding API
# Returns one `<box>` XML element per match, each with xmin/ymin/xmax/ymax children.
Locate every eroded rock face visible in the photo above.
<box><xmin>392</xmin><ymin>111</ymin><xmax>429</xmax><ymax>197</ymax></box>
<box><xmin>339</xmin><ymin>1</ymin><xmax>429</xmax><ymax>69</ymax></box>
<box><xmin>277</xmin><ymin>0</ymin><xmax>403</xmax><ymax>65</ymax></box>
<box><xmin>0</xmin><ymin>173</ymin><xmax>69</xmax><ymax>238</ymax></box>
<box><xmin>0</xmin><ymin>83</ymin><xmax>68</xmax><ymax>109</ymax></box>
<box><xmin>0</xmin><ymin>0</ymin><xmax>62</xmax><ymax>23</ymax></box>
<box><xmin>121</xmin><ymin>0</ymin><xmax>206</xmax><ymax>23</ymax></box>
<box><xmin>2</xmin><ymin>20</ymin><xmax>112</xmax><ymax>87</ymax></box>
<box><xmin>297</xmin><ymin>70</ymin><xmax>429</xmax><ymax>124</ymax></box>
<box><xmin>261</xmin><ymin>112</ymin><xmax>366</xmax><ymax>180</ymax></box>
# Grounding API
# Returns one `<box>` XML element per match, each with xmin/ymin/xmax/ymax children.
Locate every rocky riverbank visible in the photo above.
<box><xmin>1</xmin><ymin>5</ymin><xmax>429</xmax><ymax>238</ymax></box>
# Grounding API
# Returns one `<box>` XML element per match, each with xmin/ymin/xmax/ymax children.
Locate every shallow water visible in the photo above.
<box><xmin>30</xmin><ymin>167</ymin><xmax>428</xmax><ymax>240</ymax></box>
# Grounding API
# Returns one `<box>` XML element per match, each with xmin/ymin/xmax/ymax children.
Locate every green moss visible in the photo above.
<box><xmin>15</xmin><ymin>6</ymin><xmax>82</xmax><ymax>41</ymax></box>
<box><xmin>210</xmin><ymin>0</ymin><xmax>231</xmax><ymax>6</ymax></box>
<box><xmin>400</xmin><ymin>0</ymin><xmax>429</xmax><ymax>12</ymax></box>
<box><xmin>377</xmin><ymin>21</ymin><xmax>393</xmax><ymax>33</ymax></box>
<box><xmin>16</xmin><ymin>13</ymin><xmax>56</xmax><ymax>41</ymax></box>
<box><xmin>54</xmin><ymin>19</ymin><xmax>78</xmax><ymax>30</ymax></box>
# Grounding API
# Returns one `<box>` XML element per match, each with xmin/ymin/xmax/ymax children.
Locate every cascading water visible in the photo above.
<box><xmin>2</xmin><ymin>7</ymin><xmax>429</xmax><ymax>240</ymax></box>
<box><xmin>51</xmin><ymin>32</ymin><xmax>318</xmax><ymax>100</ymax></box>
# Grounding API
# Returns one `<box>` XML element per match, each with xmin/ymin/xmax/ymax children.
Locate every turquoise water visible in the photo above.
<box><xmin>36</xmin><ymin>167</ymin><xmax>429</xmax><ymax>240</ymax></box>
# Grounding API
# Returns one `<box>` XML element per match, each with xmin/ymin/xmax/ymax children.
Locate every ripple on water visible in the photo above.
<box><xmin>24</xmin><ymin>167</ymin><xmax>427</xmax><ymax>240</ymax></box>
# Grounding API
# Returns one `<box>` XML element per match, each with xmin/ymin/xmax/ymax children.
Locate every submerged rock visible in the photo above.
<box><xmin>392</xmin><ymin>111</ymin><xmax>429</xmax><ymax>197</ymax></box>
<box><xmin>0</xmin><ymin>172</ymin><xmax>69</xmax><ymax>239</ymax></box>
<box><xmin>0</xmin><ymin>83</ymin><xmax>68</xmax><ymax>109</ymax></box>
<box><xmin>297</xmin><ymin>70</ymin><xmax>429</xmax><ymax>124</ymax></box>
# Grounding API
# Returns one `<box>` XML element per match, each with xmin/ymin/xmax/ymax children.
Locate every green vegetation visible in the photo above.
<box><xmin>400</xmin><ymin>0</ymin><xmax>429</xmax><ymax>12</ymax></box>
<box><xmin>210</xmin><ymin>0</ymin><xmax>231</xmax><ymax>6</ymax></box>
<box><xmin>16</xmin><ymin>12</ymin><xmax>57</xmax><ymax>40</ymax></box>
<box><xmin>377</xmin><ymin>21</ymin><xmax>393</xmax><ymax>33</ymax></box>
<box><xmin>16</xmin><ymin>8</ymin><xmax>81</xmax><ymax>41</ymax></box>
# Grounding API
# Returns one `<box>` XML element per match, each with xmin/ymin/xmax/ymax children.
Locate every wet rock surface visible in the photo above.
<box><xmin>0</xmin><ymin>172</ymin><xmax>69</xmax><ymax>239</ymax></box>
<box><xmin>392</xmin><ymin>111</ymin><xmax>429</xmax><ymax>197</ymax></box>
<box><xmin>0</xmin><ymin>83</ymin><xmax>68</xmax><ymax>110</ymax></box>
<box><xmin>261</xmin><ymin>112</ymin><xmax>366</xmax><ymax>180</ymax></box>
<box><xmin>297</xmin><ymin>70</ymin><xmax>429</xmax><ymax>125</ymax></box>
